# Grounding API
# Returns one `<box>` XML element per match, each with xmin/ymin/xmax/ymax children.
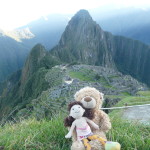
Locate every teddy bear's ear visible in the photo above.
<box><xmin>100</xmin><ymin>92</ymin><xmax>104</xmax><ymax>101</ymax></box>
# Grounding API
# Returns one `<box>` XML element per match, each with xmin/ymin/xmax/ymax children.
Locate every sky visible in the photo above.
<box><xmin>0</xmin><ymin>0</ymin><xmax>150</xmax><ymax>30</ymax></box>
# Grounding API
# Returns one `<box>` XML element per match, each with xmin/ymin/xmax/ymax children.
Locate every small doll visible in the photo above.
<box><xmin>64</xmin><ymin>101</ymin><xmax>121</xmax><ymax>150</ymax></box>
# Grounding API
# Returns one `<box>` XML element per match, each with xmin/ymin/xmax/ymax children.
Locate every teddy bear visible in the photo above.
<box><xmin>71</xmin><ymin>87</ymin><xmax>112</xmax><ymax>150</ymax></box>
<box><xmin>64</xmin><ymin>101</ymin><xmax>120</xmax><ymax>150</ymax></box>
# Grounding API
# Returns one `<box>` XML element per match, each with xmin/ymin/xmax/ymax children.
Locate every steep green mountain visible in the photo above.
<box><xmin>51</xmin><ymin>9</ymin><xmax>150</xmax><ymax>87</ymax></box>
<box><xmin>0</xmin><ymin>44</ymin><xmax>60</xmax><ymax>120</ymax></box>
<box><xmin>20</xmin><ymin>44</ymin><xmax>46</xmax><ymax>85</ymax></box>
<box><xmin>114</xmin><ymin>36</ymin><xmax>150</xmax><ymax>86</ymax></box>
<box><xmin>51</xmin><ymin>10</ymin><xmax>114</xmax><ymax>68</ymax></box>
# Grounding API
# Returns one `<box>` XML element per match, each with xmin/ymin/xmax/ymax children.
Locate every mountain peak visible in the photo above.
<box><xmin>52</xmin><ymin>9</ymin><xmax>114</xmax><ymax>68</ymax></box>
<box><xmin>74</xmin><ymin>9</ymin><xmax>91</xmax><ymax>18</ymax></box>
<box><xmin>70</xmin><ymin>9</ymin><xmax>92</xmax><ymax>24</ymax></box>
<box><xmin>21</xmin><ymin>44</ymin><xmax>46</xmax><ymax>85</ymax></box>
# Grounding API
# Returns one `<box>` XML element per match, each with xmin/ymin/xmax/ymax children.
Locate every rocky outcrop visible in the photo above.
<box><xmin>51</xmin><ymin>10</ymin><xmax>115</xmax><ymax>68</ymax></box>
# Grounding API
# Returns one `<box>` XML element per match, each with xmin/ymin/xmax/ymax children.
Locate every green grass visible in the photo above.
<box><xmin>0</xmin><ymin>110</ymin><xmax>150</xmax><ymax>150</ymax></box>
<box><xmin>106</xmin><ymin>90</ymin><xmax>150</xmax><ymax>107</ymax></box>
<box><xmin>136</xmin><ymin>91</ymin><xmax>150</xmax><ymax>96</ymax></box>
<box><xmin>69</xmin><ymin>71</ymin><xmax>92</xmax><ymax>81</ymax></box>
<box><xmin>69</xmin><ymin>69</ymin><xmax>112</xmax><ymax>88</ymax></box>
<box><xmin>0</xmin><ymin>113</ymin><xmax>70</xmax><ymax>150</ymax></box>
<box><xmin>121</xmin><ymin>92</ymin><xmax>131</xmax><ymax>96</ymax></box>
<box><xmin>69</xmin><ymin>68</ymin><xmax>98</xmax><ymax>82</ymax></box>
<box><xmin>108</xmin><ymin>114</ymin><xmax>150</xmax><ymax>150</ymax></box>
<box><xmin>1</xmin><ymin>91</ymin><xmax>150</xmax><ymax>150</ymax></box>
<box><xmin>105</xmin><ymin>95</ymin><xmax>127</xmax><ymax>99</ymax></box>
<box><xmin>105</xmin><ymin>93</ymin><xmax>150</xmax><ymax>124</ymax></box>
<box><xmin>107</xmin><ymin>91</ymin><xmax>150</xmax><ymax>149</ymax></box>
<box><xmin>0</xmin><ymin>111</ymin><xmax>150</xmax><ymax>150</ymax></box>
<box><xmin>114</xmin><ymin>96</ymin><xmax>150</xmax><ymax>107</ymax></box>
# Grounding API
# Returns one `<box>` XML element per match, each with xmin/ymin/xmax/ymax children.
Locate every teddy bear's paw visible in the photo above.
<box><xmin>71</xmin><ymin>141</ymin><xmax>85</xmax><ymax>150</ymax></box>
<box><xmin>90</xmin><ymin>140</ymin><xmax>104</xmax><ymax>150</ymax></box>
<box><xmin>93</xmin><ymin>124</ymin><xmax>99</xmax><ymax>130</ymax></box>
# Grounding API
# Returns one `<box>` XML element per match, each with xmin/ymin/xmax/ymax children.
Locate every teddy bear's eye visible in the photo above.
<box><xmin>78</xmin><ymin>106</ymin><xmax>80</xmax><ymax>108</ymax></box>
<box><xmin>72</xmin><ymin>108</ymin><xmax>74</xmax><ymax>110</ymax></box>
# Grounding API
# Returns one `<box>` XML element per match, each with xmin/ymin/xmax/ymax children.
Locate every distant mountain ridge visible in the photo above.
<box><xmin>19</xmin><ymin>14</ymin><xmax>69</xmax><ymax>50</ymax></box>
<box><xmin>0</xmin><ymin>14</ymin><xmax>68</xmax><ymax>82</ymax></box>
<box><xmin>94</xmin><ymin>7</ymin><xmax>150</xmax><ymax>45</ymax></box>
<box><xmin>0</xmin><ymin>34</ymin><xmax>29</xmax><ymax>82</ymax></box>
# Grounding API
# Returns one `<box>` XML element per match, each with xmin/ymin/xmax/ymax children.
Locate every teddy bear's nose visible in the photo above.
<box><xmin>84</xmin><ymin>97</ymin><xmax>92</xmax><ymax>102</ymax></box>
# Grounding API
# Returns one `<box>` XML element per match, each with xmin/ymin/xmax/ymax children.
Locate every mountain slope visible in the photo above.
<box><xmin>0</xmin><ymin>9</ymin><xmax>150</xmax><ymax>122</ymax></box>
<box><xmin>19</xmin><ymin>14</ymin><xmax>69</xmax><ymax>50</ymax></box>
<box><xmin>51</xmin><ymin>9</ymin><xmax>150</xmax><ymax>87</ymax></box>
<box><xmin>0</xmin><ymin>63</ymin><xmax>147</xmax><ymax>121</ymax></box>
<box><xmin>0</xmin><ymin>14</ymin><xmax>68</xmax><ymax>82</ymax></box>
<box><xmin>21</xmin><ymin>44</ymin><xmax>46</xmax><ymax>85</ymax></box>
<box><xmin>114</xmin><ymin>36</ymin><xmax>150</xmax><ymax>86</ymax></box>
<box><xmin>94</xmin><ymin>7</ymin><xmax>150</xmax><ymax>45</ymax></box>
<box><xmin>0</xmin><ymin>34</ymin><xmax>29</xmax><ymax>82</ymax></box>
<box><xmin>0</xmin><ymin>44</ymin><xmax>60</xmax><ymax>120</ymax></box>
<box><xmin>51</xmin><ymin>10</ymin><xmax>114</xmax><ymax>68</ymax></box>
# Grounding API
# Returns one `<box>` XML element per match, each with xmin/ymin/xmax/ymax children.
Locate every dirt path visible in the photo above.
<box><xmin>123</xmin><ymin>105</ymin><xmax>150</xmax><ymax>125</ymax></box>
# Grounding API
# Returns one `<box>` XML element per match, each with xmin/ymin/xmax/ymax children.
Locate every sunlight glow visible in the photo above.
<box><xmin>0</xmin><ymin>0</ymin><xmax>150</xmax><ymax>30</ymax></box>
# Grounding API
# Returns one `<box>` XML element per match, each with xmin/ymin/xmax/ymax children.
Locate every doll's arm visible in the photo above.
<box><xmin>85</xmin><ymin>117</ymin><xmax>99</xmax><ymax>130</ymax></box>
<box><xmin>65</xmin><ymin>121</ymin><xmax>76</xmax><ymax>138</ymax></box>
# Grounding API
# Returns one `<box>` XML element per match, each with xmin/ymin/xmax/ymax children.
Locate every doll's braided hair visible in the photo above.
<box><xmin>64</xmin><ymin>101</ymin><xmax>94</xmax><ymax>127</ymax></box>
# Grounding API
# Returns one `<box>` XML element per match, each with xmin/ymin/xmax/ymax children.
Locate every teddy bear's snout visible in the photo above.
<box><xmin>84</xmin><ymin>97</ymin><xmax>92</xmax><ymax>102</ymax></box>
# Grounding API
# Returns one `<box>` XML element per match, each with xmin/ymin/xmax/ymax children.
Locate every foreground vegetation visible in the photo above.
<box><xmin>107</xmin><ymin>90</ymin><xmax>150</xmax><ymax>149</ymax></box>
<box><xmin>108</xmin><ymin>115</ymin><xmax>150</xmax><ymax>150</ymax></box>
<box><xmin>0</xmin><ymin>113</ymin><xmax>69</xmax><ymax>150</ymax></box>
<box><xmin>0</xmin><ymin>90</ymin><xmax>150</xmax><ymax>150</ymax></box>
<box><xmin>0</xmin><ymin>111</ymin><xmax>150</xmax><ymax>150</ymax></box>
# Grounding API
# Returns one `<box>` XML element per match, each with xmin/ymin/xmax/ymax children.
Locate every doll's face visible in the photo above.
<box><xmin>69</xmin><ymin>105</ymin><xmax>85</xmax><ymax>119</ymax></box>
